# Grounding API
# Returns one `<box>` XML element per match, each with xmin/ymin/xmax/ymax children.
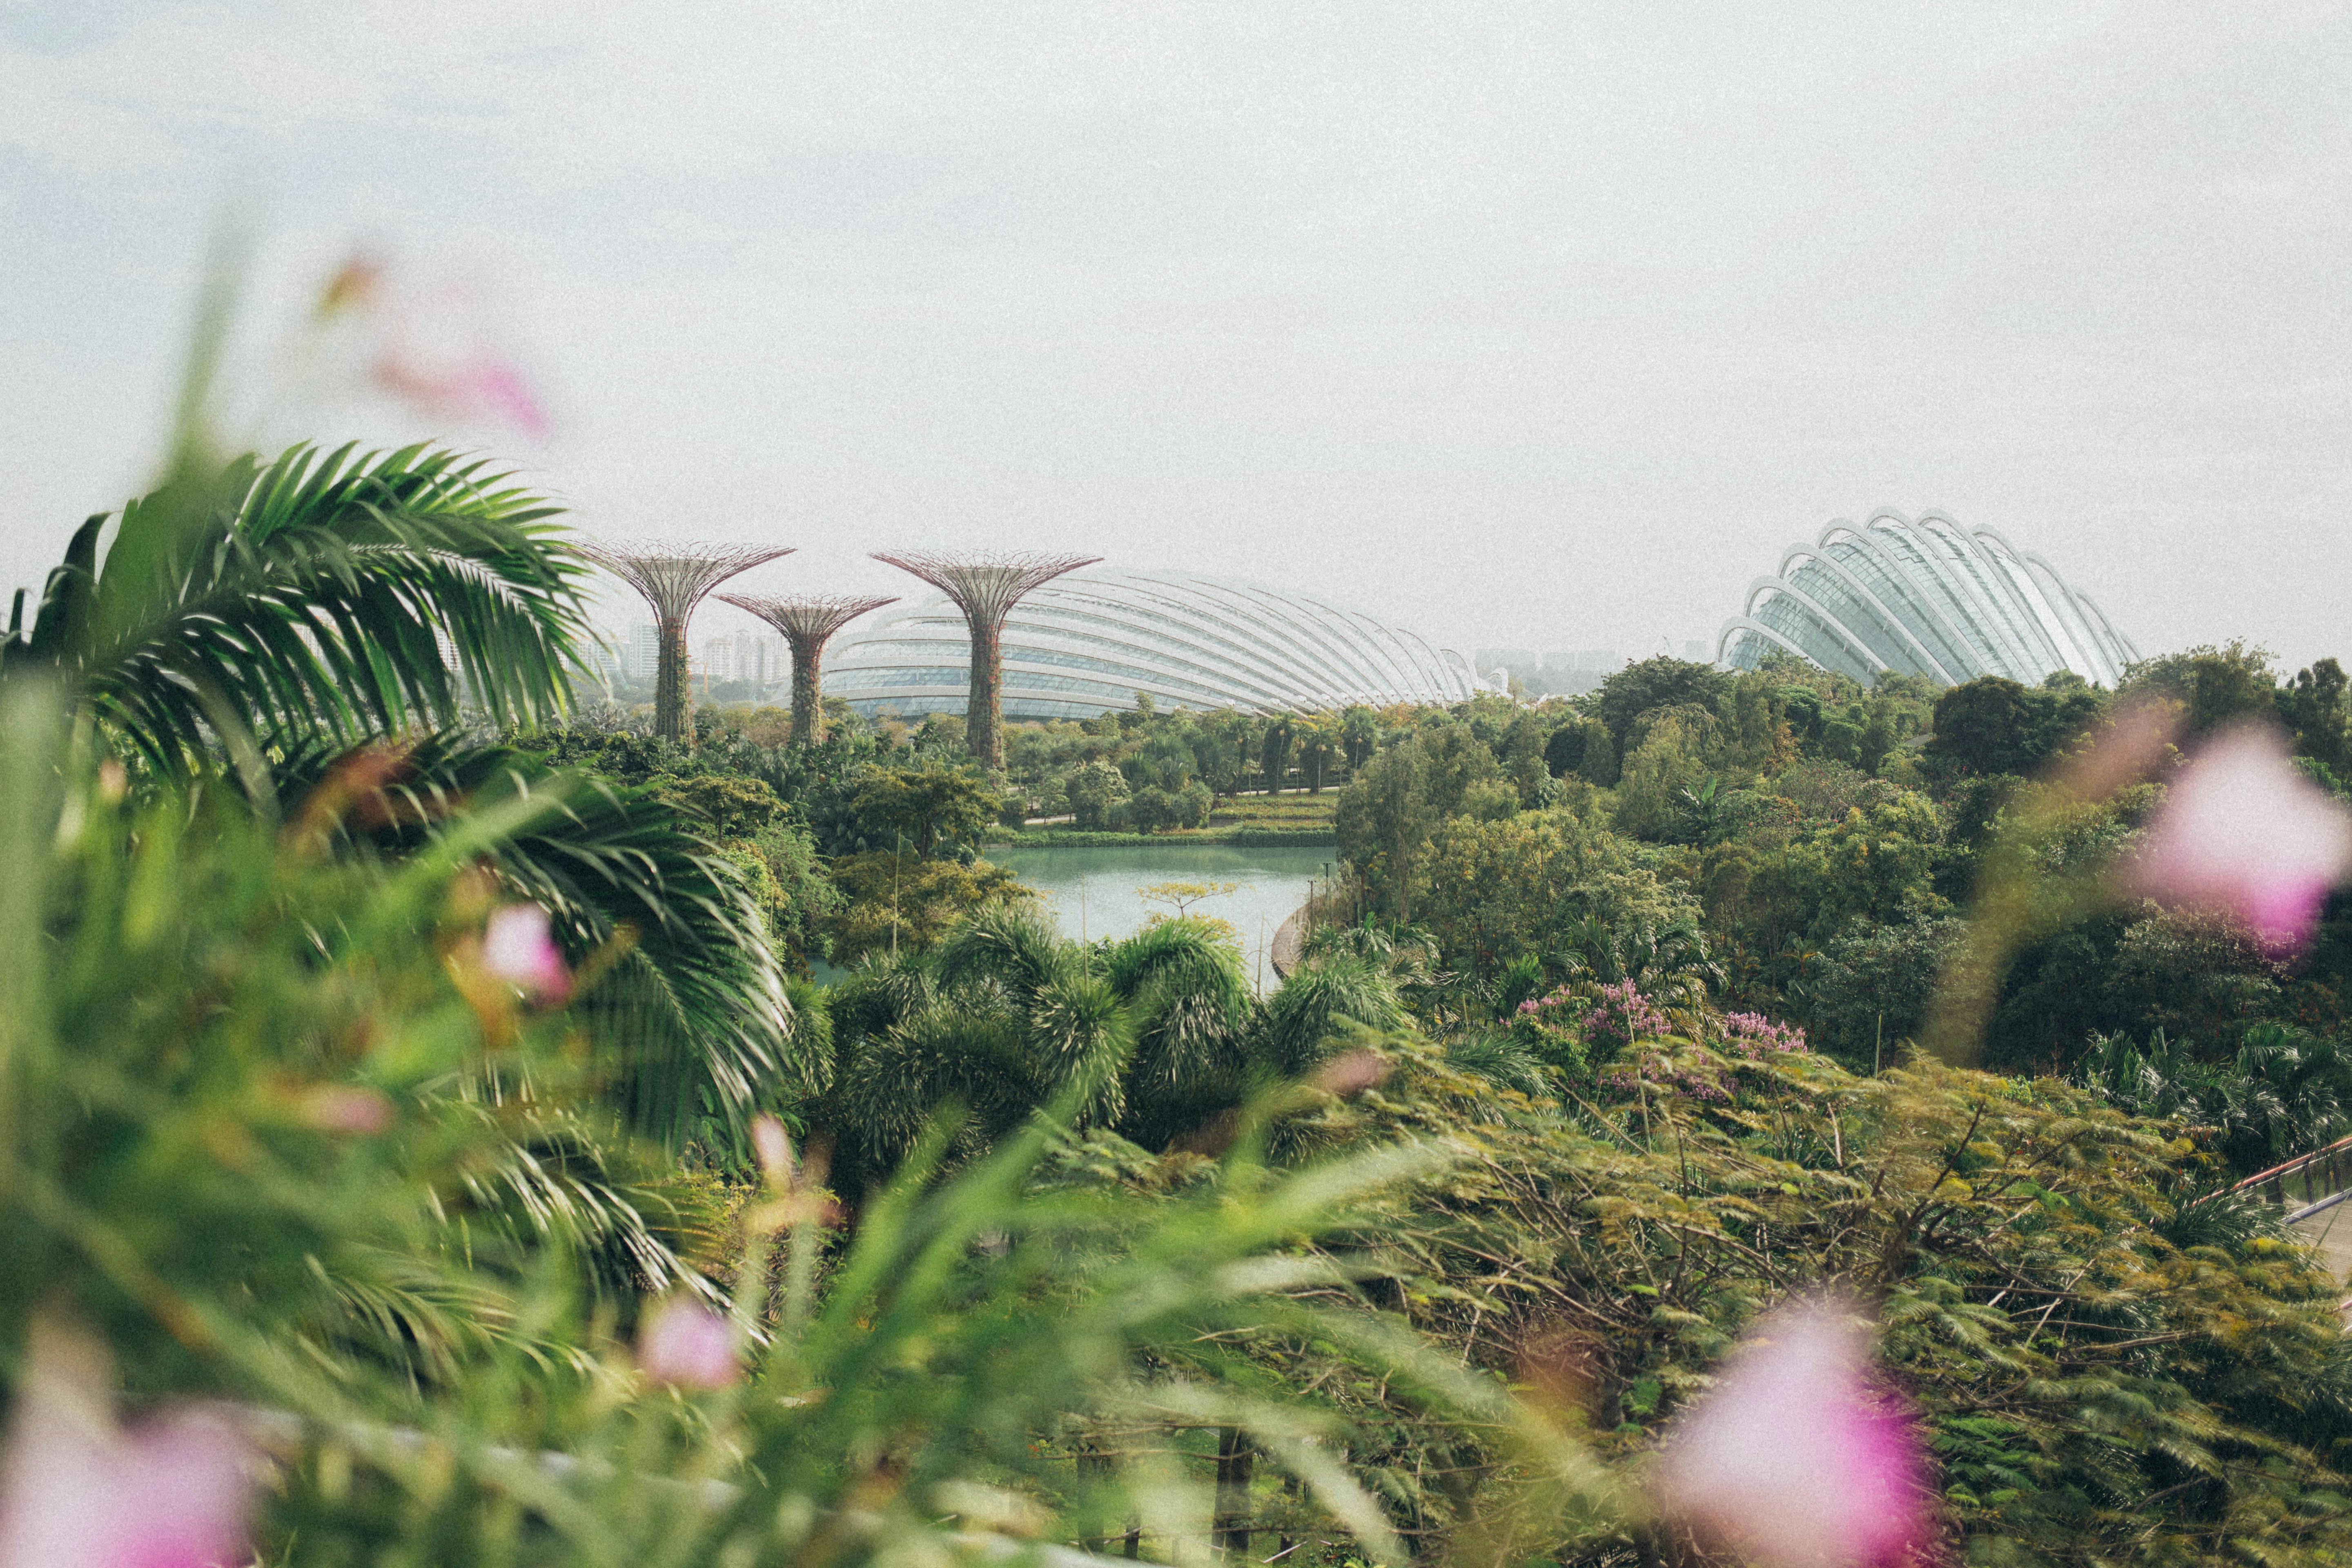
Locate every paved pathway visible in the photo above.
<box><xmin>1269</xmin><ymin>903</ymin><xmax>1306</xmax><ymax>978</ymax></box>
<box><xmin>2293</xmin><ymin>1200</ymin><xmax>2352</xmax><ymax>1288</ymax></box>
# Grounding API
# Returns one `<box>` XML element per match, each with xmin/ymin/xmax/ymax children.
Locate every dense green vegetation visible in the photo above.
<box><xmin>1321</xmin><ymin>650</ymin><xmax>2352</xmax><ymax>1100</ymax></box>
<box><xmin>7</xmin><ymin>364</ymin><xmax>2352</xmax><ymax>1566</ymax></box>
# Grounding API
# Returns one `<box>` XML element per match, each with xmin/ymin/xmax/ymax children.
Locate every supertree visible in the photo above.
<box><xmin>716</xmin><ymin>592</ymin><xmax>898</xmax><ymax>747</ymax></box>
<box><xmin>869</xmin><ymin>550</ymin><xmax>1100</xmax><ymax>769</ymax></box>
<box><xmin>582</xmin><ymin>541</ymin><xmax>792</xmax><ymax>744</ymax></box>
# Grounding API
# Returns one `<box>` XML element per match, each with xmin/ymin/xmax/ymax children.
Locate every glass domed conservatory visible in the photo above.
<box><xmin>1716</xmin><ymin>510</ymin><xmax>2139</xmax><ymax>687</ymax></box>
<box><xmin>824</xmin><ymin>569</ymin><xmax>1483</xmax><ymax>719</ymax></box>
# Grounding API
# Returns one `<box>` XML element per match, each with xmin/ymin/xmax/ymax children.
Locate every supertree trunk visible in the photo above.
<box><xmin>717</xmin><ymin>593</ymin><xmax>899</xmax><ymax>748</ymax></box>
<box><xmin>967</xmin><ymin>619</ymin><xmax>1003</xmax><ymax>768</ymax></box>
<box><xmin>582</xmin><ymin>541</ymin><xmax>793</xmax><ymax>751</ymax></box>
<box><xmin>869</xmin><ymin>550</ymin><xmax>1100</xmax><ymax>770</ymax></box>
<box><xmin>655</xmin><ymin>617</ymin><xmax>692</xmax><ymax>743</ymax></box>
<box><xmin>789</xmin><ymin>639</ymin><xmax>824</xmax><ymax>747</ymax></box>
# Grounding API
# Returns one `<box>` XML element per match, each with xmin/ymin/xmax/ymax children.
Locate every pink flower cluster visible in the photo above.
<box><xmin>482</xmin><ymin>904</ymin><xmax>572</xmax><ymax>1003</ymax></box>
<box><xmin>1718</xmin><ymin>1011</ymin><xmax>1808</xmax><ymax>1060</ymax></box>
<box><xmin>637</xmin><ymin>1298</ymin><xmax>741</xmax><ymax>1390</ymax></box>
<box><xmin>1580</xmin><ymin>978</ymin><xmax>1677</xmax><ymax>1053</ymax></box>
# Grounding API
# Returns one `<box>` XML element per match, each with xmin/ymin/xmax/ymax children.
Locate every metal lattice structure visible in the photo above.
<box><xmin>583</xmin><ymin>541</ymin><xmax>793</xmax><ymax>744</ymax></box>
<box><xmin>869</xmin><ymin>550</ymin><xmax>1101</xmax><ymax>767</ymax></box>
<box><xmin>716</xmin><ymin>592</ymin><xmax>898</xmax><ymax>747</ymax></box>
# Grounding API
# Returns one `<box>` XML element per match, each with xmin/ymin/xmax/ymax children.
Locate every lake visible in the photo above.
<box><xmin>991</xmin><ymin>844</ymin><xmax>1336</xmax><ymax>990</ymax></box>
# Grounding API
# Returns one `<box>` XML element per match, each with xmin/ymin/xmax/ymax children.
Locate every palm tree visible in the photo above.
<box><xmin>823</xmin><ymin>903</ymin><xmax>1132</xmax><ymax>1189</ymax></box>
<box><xmin>6</xmin><ymin>441</ymin><xmax>799</xmax><ymax>1155</ymax></box>
<box><xmin>814</xmin><ymin>907</ymin><xmax>1394</xmax><ymax>1192</ymax></box>
<box><xmin>5</xmin><ymin>442</ymin><xmax>589</xmax><ymax>781</ymax></box>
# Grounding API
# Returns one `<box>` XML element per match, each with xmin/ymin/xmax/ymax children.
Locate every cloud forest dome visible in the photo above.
<box><xmin>824</xmin><ymin>569</ymin><xmax>1483</xmax><ymax>719</ymax></box>
<box><xmin>1716</xmin><ymin>510</ymin><xmax>2141</xmax><ymax>688</ymax></box>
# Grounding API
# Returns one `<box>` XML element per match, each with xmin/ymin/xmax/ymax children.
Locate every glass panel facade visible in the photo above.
<box><xmin>826</xmin><ymin>570</ymin><xmax>1483</xmax><ymax>719</ymax></box>
<box><xmin>1722</xmin><ymin>512</ymin><xmax>2135</xmax><ymax>691</ymax></box>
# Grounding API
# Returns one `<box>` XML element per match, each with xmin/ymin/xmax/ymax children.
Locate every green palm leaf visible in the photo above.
<box><xmin>7</xmin><ymin>442</ymin><xmax>590</xmax><ymax>772</ymax></box>
<box><xmin>273</xmin><ymin>735</ymin><xmax>800</xmax><ymax>1153</ymax></box>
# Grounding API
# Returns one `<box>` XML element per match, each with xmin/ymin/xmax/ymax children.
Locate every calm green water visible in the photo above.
<box><xmin>993</xmin><ymin>844</ymin><xmax>1334</xmax><ymax>990</ymax></box>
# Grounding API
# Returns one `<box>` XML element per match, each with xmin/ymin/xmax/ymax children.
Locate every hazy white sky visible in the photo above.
<box><xmin>4</xmin><ymin>0</ymin><xmax>2348</xmax><ymax>668</ymax></box>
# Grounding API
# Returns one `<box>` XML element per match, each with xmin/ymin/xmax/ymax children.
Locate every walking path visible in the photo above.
<box><xmin>1269</xmin><ymin>903</ymin><xmax>1306</xmax><ymax>978</ymax></box>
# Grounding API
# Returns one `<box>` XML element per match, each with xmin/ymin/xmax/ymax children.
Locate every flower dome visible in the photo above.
<box><xmin>825</xmin><ymin>568</ymin><xmax>1483</xmax><ymax>719</ymax></box>
<box><xmin>1716</xmin><ymin>510</ymin><xmax>2138</xmax><ymax>687</ymax></box>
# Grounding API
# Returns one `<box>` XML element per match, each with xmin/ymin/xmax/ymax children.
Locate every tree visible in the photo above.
<box><xmin>1543</xmin><ymin>715</ymin><xmax>1616</xmax><ymax>784</ymax></box>
<box><xmin>1593</xmin><ymin>655</ymin><xmax>1733</xmax><ymax>757</ymax></box>
<box><xmin>2122</xmin><ymin>641</ymin><xmax>2278</xmax><ymax>740</ymax></box>
<box><xmin>1192</xmin><ymin>716</ymin><xmax>1250</xmax><ymax>797</ymax></box>
<box><xmin>1334</xmin><ymin>739</ymin><xmax>1435</xmax><ymax>922</ymax></box>
<box><xmin>650</xmin><ymin>773</ymin><xmax>784</xmax><ymax>839</ymax></box>
<box><xmin>1612</xmin><ymin>708</ymin><xmax>1718</xmax><ymax>841</ymax></box>
<box><xmin>0</xmin><ymin>441</ymin><xmax>813</xmax><ymax>1157</ymax></box>
<box><xmin>1298</xmin><ymin>712</ymin><xmax>1340</xmax><ymax>793</ymax></box>
<box><xmin>820</xmin><ymin>853</ymin><xmax>1032</xmax><ymax>967</ymax></box>
<box><xmin>1128</xmin><ymin>784</ymin><xmax>1179</xmax><ymax>833</ymax></box>
<box><xmin>1141</xmin><ymin>881</ymin><xmax>1242</xmax><ymax>918</ymax></box>
<box><xmin>276</xmin><ymin>736</ymin><xmax>800</xmax><ymax>1152</ymax></box>
<box><xmin>1066</xmin><ymin>758</ymin><xmax>1130</xmax><ymax>831</ymax></box>
<box><xmin>1340</xmin><ymin>705</ymin><xmax>1380</xmax><ymax>771</ymax></box>
<box><xmin>1498</xmin><ymin>709</ymin><xmax>1552</xmax><ymax>806</ymax></box>
<box><xmin>1923</xmin><ymin>675</ymin><xmax>2103</xmax><ymax>779</ymax></box>
<box><xmin>817</xmin><ymin>905</ymin><xmax>1288</xmax><ymax>1179</ymax></box>
<box><xmin>1260</xmin><ymin>715</ymin><xmax>1295</xmax><ymax>793</ymax></box>
<box><xmin>848</xmin><ymin>760</ymin><xmax>999</xmax><ymax>858</ymax></box>
<box><xmin>2281</xmin><ymin>657</ymin><xmax>2351</xmax><ymax>778</ymax></box>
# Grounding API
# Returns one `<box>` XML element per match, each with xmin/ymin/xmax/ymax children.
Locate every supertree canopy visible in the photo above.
<box><xmin>715</xmin><ymin>592</ymin><xmax>898</xmax><ymax>747</ymax></box>
<box><xmin>583</xmin><ymin>541</ymin><xmax>791</xmax><ymax>744</ymax></box>
<box><xmin>869</xmin><ymin>550</ymin><xmax>1100</xmax><ymax>768</ymax></box>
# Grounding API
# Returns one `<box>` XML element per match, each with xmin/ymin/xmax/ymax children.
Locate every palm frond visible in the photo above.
<box><xmin>274</xmin><ymin>735</ymin><xmax>799</xmax><ymax>1154</ymax></box>
<box><xmin>9</xmin><ymin>443</ymin><xmax>591</xmax><ymax>772</ymax></box>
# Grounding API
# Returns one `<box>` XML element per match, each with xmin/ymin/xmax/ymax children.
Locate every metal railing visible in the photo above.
<box><xmin>2235</xmin><ymin>1133</ymin><xmax>2352</xmax><ymax>1223</ymax></box>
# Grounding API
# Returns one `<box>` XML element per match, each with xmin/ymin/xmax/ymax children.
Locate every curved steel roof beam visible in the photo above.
<box><xmin>1818</xmin><ymin>524</ymin><xmax>1985</xmax><ymax>680</ymax></box>
<box><xmin>1742</xmin><ymin>577</ymin><xmax>1890</xmax><ymax>680</ymax></box>
<box><xmin>1860</xmin><ymin>513</ymin><xmax>2008</xmax><ymax>675</ymax></box>
<box><xmin>1776</xmin><ymin>546</ymin><xmax>1955</xmax><ymax>683</ymax></box>
<box><xmin>2014</xmin><ymin>552</ymin><xmax>2125</xmax><ymax>683</ymax></box>
<box><xmin>1920</xmin><ymin>512</ymin><xmax>2068</xmax><ymax>677</ymax></box>
<box><xmin>1968</xmin><ymin>528</ymin><xmax>2104</xmax><ymax>682</ymax></box>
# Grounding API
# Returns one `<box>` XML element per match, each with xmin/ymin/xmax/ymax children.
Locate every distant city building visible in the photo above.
<box><xmin>1474</xmin><ymin>647</ymin><xmax>1539</xmax><ymax>671</ymax></box>
<box><xmin>827</xmin><ymin>569</ymin><xmax>1486</xmax><ymax>720</ymax></box>
<box><xmin>1544</xmin><ymin>648</ymin><xmax>1617</xmax><ymax>674</ymax></box>
<box><xmin>698</xmin><ymin>629</ymin><xmax>788</xmax><ymax>688</ymax></box>
<box><xmin>1717</xmin><ymin>509</ymin><xmax>2138</xmax><ymax>686</ymax></box>
<box><xmin>624</xmin><ymin>622</ymin><xmax>661</xmax><ymax>683</ymax></box>
<box><xmin>582</xmin><ymin>645</ymin><xmax>625</xmax><ymax>690</ymax></box>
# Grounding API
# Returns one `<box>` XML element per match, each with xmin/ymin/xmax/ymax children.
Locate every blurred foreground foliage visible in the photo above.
<box><xmin>3</xmin><ymin>668</ymin><xmax>2348</xmax><ymax>1566</ymax></box>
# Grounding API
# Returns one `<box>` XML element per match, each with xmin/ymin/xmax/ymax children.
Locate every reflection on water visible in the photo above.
<box><xmin>992</xmin><ymin>844</ymin><xmax>1334</xmax><ymax>991</ymax></box>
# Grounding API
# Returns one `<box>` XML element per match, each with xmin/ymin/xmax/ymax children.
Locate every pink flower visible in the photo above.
<box><xmin>2123</xmin><ymin>724</ymin><xmax>2352</xmax><ymax>953</ymax></box>
<box><xmin>1656</xmin><ymin>1296</ymin><xmax>1933</xmax><ymax>1568</ymax></box>
<box><xmin>299</xmin><ymin>1084</ymin><xmax>396</xmax><ymax>1136</ymax></box>
<box><xmin>0</xmin><ymin>1320</ymin><xmax>256</xmax><ymax>1568</ymax></box>
<box><xmin>482</xmin><ymin>904</ymin><xmax>571</xmax><ymax>1002</ymax></box>
<box><xmin>374</xmin><ymin>352</ymin><xmax>550</xmax><ymax>439</ymax></box>
<box><xmin>751</xmin><ymin>1115</ymin><xmax>793</xmax><ymax>1185</ymax></box>
<box><xmin>637</xmin><ymin>1298</ymin><xmax>740</xmax><ymax>1390</ymax></box>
